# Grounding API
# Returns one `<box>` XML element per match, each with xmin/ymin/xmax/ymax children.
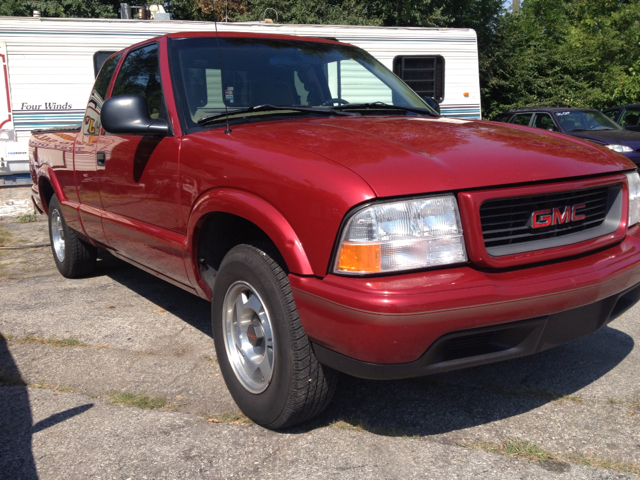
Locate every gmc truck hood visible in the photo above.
<box><xmin>238</xmin><ymin>116</ymin><xmax>633</xmax><ymax>198</ymax></box>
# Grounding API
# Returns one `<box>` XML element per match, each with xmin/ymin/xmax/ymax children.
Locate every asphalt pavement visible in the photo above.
<box><xmin>0</xmin><ymin>189</ymin><xmax>639</xmax><ymax>479</ymax></box>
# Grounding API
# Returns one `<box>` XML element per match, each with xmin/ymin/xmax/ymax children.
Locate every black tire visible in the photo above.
<box><xmin>48</xmin><ymin>195</ymin><xmax>97</xmax><ymax>278</ymax></box>
<box><xmin>212</xmin><ymin>243</ymin><xmax>338</xmax><ymax>429</ymax></box>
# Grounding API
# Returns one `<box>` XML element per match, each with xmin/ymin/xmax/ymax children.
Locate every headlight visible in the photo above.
<box><xmin>334</xmin><ymin>195</ymin><xmax>467</xmax><ymax>274</ymax></box>
<box><xmin>606</xmin><ymin>144</ymin><xmax>633</xmax><ymax>153</ymax></box>
<box><xmin>627</xmin><ymin>172</ymin><xmax>640</xmax><ymax>227</ymax></box>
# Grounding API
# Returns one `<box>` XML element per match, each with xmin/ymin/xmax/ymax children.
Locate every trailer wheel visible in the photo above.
<box><xmin>48</xmin><ymin>195</ymin><xmax>96</xmax><ymax>278</ymax></box>
<box><xmin>211</xmin><ymin>242</ymin><xmax>338</xmax><ymax>429</ymax></box>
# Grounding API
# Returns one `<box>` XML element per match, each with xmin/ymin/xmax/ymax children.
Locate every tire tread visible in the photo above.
<box><xmin>253</xmin><ymin>242</ymin><xmax>338</xmax><ymax>429</ymax></box>
<box><xmin>214</xmin><ymin>242</ymin><xmax>337</xmax><ymax>429</ymax></box>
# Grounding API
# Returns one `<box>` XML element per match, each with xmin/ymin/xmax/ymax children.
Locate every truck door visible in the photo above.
<box><xmin>97</xmin><ymin>42</ymin><xmax>189</xmax><ymax>285</ymax></box>
<box><xmin>76</xmin><ymin>53</ymin><xmax>121</xmax><ymax>245</ymax></box>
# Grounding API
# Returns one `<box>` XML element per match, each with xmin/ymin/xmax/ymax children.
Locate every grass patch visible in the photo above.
<box><xmin>567</xmin><ymin>452</ymin><xmax>640</xmax><ymax>475</ymax></box>
<box><xmin>31</xmin><ymin>382</ymin><xmax>74</xmax><ymax>393</ymax></box>
<box><xmin>459</xmin><ymin>438</ymin><xmax>640</xmax><ymax>474</ymax></box>
<box><xmin>502</xmin><ymin>439</ymin><xmax>559</xmax><ymax>462</ymax></box>
<box><xmin>495</xmin><ymin>386</ymin><xmax>583</xmax><ymax>404</ymax></box>
<box><xmin>330</xmin><ymin>419</ymin><xmax>367</xmax><ymax>432</ymax></box>
<box><xmin>207</xmin><ymin>412</ymin><xmax>252</xmax><ymax>425</ymax></box>
<box><xmin>17</xmin><ymin>212</ymin><xmax>37</xmax><ymax>223</ymax></box>
<box><xmin>608</xmin><ymin>398</ymin><xmax>621</xmax><ymax>405</ymax></box>
<box><xmin>462</xmin><ymin>438</ymin><xmax>562</xmax><ymax>462</ymax></box>
<box><xmin>19</xmin><ymin>335</ymin><xmax>87</xmax><ymax>348</ymax></box>
<box><xmin>108</xmin><ymin>391</ymin><xmax>166</xmax><ymax>410</ymax></box>
<box><xmin>0</xmin><ymin>225</ymin><xmax>11</xmax><ymax>247</ymax></box>
<box><xmin>326</xmin><ymin>415</ymin><xmax>418</xmax><ymax>437</ymax></box>
<box><xmin>554</xmin><ymin>393</ymin><xmax>584</xmax><ymax>404</ymax></box>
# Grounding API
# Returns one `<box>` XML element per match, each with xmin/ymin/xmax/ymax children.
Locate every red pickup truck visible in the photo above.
<box><xmin>29</xmin><ymin>31</ymin><xmax>640</xmax><ymax>429</ymax></box>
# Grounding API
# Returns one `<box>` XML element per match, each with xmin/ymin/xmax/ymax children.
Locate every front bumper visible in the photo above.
<box><xmin>290</xmin><ymin>225</ymin><xmax>640</xmax><ymax>375</ymax></box>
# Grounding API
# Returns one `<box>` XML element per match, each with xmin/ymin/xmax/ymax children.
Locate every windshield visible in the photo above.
<box><xmin>169</xmin><ymin>36</ymin><xmax>432</xmax><ymax>132</ymax></box>
<box><xmin>554</xmin><ymin>110</ymin><xmax>622</xmax><ymax>131</ymax></box>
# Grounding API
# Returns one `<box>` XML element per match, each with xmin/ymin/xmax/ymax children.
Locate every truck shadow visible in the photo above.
<box><xmin>0</xmin><ymin>333</ymin><xmax>37</xmax><ymax>479</ymax></box>
<box><xmin>92</xmin><ymin>253</ymin><xmax>634</xmax><ymax>437</ymax></box>
<box><xmin>93</xmin><ymin>251</ymin><xmax>212</xmax><ymax>337</ymax></box>
<box><xmin>305</xmin><ymin>325</ymin><xmax>634</xmax><ymax>437</ymax></box>
<box><xmin>0</xmin><ymin>334</ymin><xmax>94</xmax><ymax>479</ymax></box>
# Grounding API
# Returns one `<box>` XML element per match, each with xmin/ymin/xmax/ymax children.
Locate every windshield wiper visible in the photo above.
<box><xmin>198</xmin><ymin>104</ymin><xmax>360</xmax><ymax>125</ymax></box>
<box><xmin>331</xmin><ymin>102</ymin><xmax>438</xmax><ymax>116</ymax></box>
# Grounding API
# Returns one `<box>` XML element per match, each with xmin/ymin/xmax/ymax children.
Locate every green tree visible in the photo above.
<box><xmin>483</xmin><ymin>0</ymin><xmax>640</xmax><ymax>118</ymax></box>
<box><xmin>0</xmin><ymin>0</ymin><xmax>122</xmax><ymax>18</ymax></box>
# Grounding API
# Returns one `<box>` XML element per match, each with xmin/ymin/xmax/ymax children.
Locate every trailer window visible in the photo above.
<box><xmin>325</xmin><ymin>59</ymin><xmax>392</xmax><ymax>104</ymax></box>
<box><xmin>393</xmin><ymin>56</ymin><xmax>444</xmax><ymax>102</ymax></box>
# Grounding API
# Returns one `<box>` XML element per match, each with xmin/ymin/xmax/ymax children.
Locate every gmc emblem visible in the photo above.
<box><xmin>530</xmin><ymin>203</ymin><xmax>586</xmax><ymax>228</ymax></box>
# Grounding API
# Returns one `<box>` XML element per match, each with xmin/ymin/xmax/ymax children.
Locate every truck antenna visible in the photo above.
<box><xmin>212</xmin><ymin>0</ymin><xmax>232</xmax><ymax>134</ymax></box>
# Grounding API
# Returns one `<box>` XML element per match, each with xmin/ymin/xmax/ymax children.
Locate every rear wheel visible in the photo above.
<box><xmin>48</xmin><ymin>195</ymin><xmax>97</xmax><ymax>278</ymax></box>
<box><xmin>212</xmin><ymin>243</ymin><xmax>337</xmax><ymax>429</ymax></box>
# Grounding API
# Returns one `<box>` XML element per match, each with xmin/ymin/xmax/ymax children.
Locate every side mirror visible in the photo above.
<box><xmin>422</xmin><ymin>96</ymin><xmax>441</xmax><ymax>114</ymax></box>
<box><xmin>101</xmin><ymin>94</ymin><xmax>169</xmax><ymax>136</ymax></box>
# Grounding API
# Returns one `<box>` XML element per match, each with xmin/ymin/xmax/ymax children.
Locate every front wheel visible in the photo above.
<box><xmin>212</xmin><ymin>243</ymin><xmax>337</xmax><ymax>429</ymax></box>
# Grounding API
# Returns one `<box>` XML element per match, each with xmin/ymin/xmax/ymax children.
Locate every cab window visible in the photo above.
<box><xmin>83</xmin><ymin>53</ymin><xmax>122</xmax><ymax>136</ymax></box>
<box><xmin>112</xmin><ymin>43</ymin><xmax>167</xmax><ymax>121</ymax></box>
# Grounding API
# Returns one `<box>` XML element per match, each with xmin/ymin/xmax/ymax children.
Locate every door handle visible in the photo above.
<box><xmin>97</xmin><ymin>151</ymin><xmax>106</xmax><ymax>167</ymax></box>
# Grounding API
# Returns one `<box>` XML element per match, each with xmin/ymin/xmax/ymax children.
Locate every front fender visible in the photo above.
<box><xmin>186</xmin><ymin>187</ymin><xmax>314</xmax><ymax>298</ymax></box>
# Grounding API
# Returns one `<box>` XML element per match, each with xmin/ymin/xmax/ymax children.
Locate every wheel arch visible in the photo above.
<box><xmin>187</xmin><ymin>188</ymin><xmax>314</xmax><ymax>300</ymax></box>
<box><xmin>37</xmin><ymin>166</ymin><xmax>63</xmax><ymax>214</ymax></box>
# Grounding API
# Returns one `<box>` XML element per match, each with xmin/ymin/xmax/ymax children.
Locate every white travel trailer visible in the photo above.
<box><xmin>0</xmin><ymin>16</ymin><xmax>481</xmax><ymax>181</ymax></box>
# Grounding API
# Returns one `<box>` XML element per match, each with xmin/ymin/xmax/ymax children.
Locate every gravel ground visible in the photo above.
<box><xmin>0</xmin><ymin>187</ymin><xmax>639</xmax><ymax>479</ymax></box>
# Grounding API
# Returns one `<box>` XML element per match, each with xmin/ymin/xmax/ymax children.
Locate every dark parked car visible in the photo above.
<box><xmin>494</xmin><ymin>107</ymin><xmax>640</xmax><ymax>164</ymax></box>
<box><xmin>603</xmin><ymin>104</ymin><xmax>640</xmax><ymax>132</ymax></box>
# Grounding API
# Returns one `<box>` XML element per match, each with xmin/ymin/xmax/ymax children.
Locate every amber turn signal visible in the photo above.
<box><xmin>336</xmin><ymin>243</ymin><xmax>382</xmax><ymax>273</ymax></box>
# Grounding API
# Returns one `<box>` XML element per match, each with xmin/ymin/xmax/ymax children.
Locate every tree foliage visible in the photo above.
<box><xmin>483</xmin><ymin>0</ymin><xmax>640</xmax><ymax>118</ymax></box>
<box><xmin>0</xmin><ymin>0</ymin><xmax>121</xmax><ymax>18</ymax></box>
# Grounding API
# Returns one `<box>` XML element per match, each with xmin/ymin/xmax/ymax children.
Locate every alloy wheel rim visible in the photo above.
<box><xmin>222</xmin><ymin>281</ymin><xmax>275</xmax><ymax>394</ymax></box>
<box><xmin>51</xmin><ymin>209</ymin><xmax>65</xmax><ymax>263</ymax></box>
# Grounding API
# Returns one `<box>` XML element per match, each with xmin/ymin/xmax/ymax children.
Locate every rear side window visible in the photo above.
<box><xmin>83</xmin><ymin>53</ymin><xmax>122</xmax><ymax>136</ymax></box>
<box><xmin>620</xmin><ymin>108</ymin><xmax>640</xmax><ymax>127</ymax></box>
<box><xmin>493</xmin><ymin>113</ymin><xmax>512</xmax><ymax>123</ymax></box>
<box><xmin>393</xmin><ymin>56</ymin><xmax>444</xmax><ymax>102</ymax></box>
<box><xmin>533</xmin><ymin>113</ymin><xmax>557</xmax><ymax>131</ymax></box>
<box><xmin>510</xmin><ymin>113</ymin><xmax>533</xmax><ymax>126</ymax></box>
<box><xmin>112</xmin><ymin>43</ymin><xmax>167</xmax><ymax>121</ymax></box>
<box><xmin>93</xmin><ymin>51</ymin><xmax>118</xmax><ymax>77</ymax></box>
<box><xmin>604</xmin><ymin>108</ymin><xmax>620</xmax><ymax>121</ymax></box>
